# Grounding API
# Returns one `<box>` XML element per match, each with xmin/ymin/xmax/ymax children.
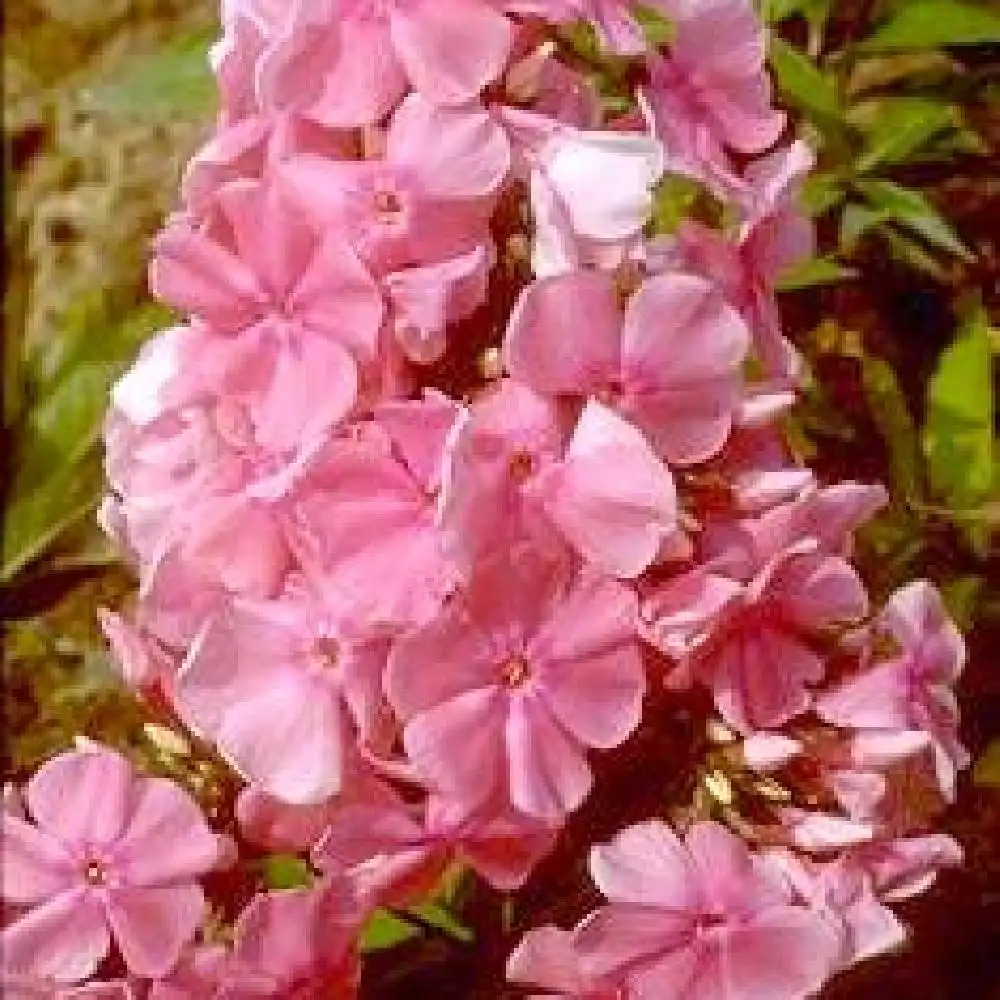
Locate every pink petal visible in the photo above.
<box><xmin>537</xmin><ymin>401</ymin><xmax>677</xmax><ymax>578</ymax></box>
<box><xmin>114</xmin><ymin>778</ymin><xmax>223</xmax><ymax>886</ymax></box>
<box><xmin>26</xmin><ymin>749</ymin><xmax>132</xmax><ymax>849</ymax></box>
<box><xmin>311</xmin><ymin>19</ymin><xmax>406</xmax><ymax>127</ymax></box>
<box><xmin>388</xmin><ymin>93</ymin><xmax>510</xmax><ymax>198</ymax></box>
<box><xmin>1</xmin><ymin>816</ymin><xmax>73</xmax><ymax>904</ymax></box>
<box><xmin>390</xmin><ymin>0</ymin><xmax>511</xmax><ymax>106</ymax></box>
<box><xmin>589</xmin><ymin>820</ymin><xmax>698</xmax><ymax>910</ymax></box>
<box><xmin>506</xmin><ymin>695</ymin><xmax>593</xmax><ymax>820</ymax></box>
<box><xmin>622</xmin><ymin>273</ymin><xmax>748</xmax><ymax>465</ymax></box>
<box><xmin>533</xmin><ymin>578</ymin><xmax>645</xmax><ymax>749</ymax></box>
<box><xmin>106</xmin><ymin>884</ymin><xmax>205</xmax><ymax>978</ymax></box>
<box><xmin>217</xmin><ymin>678</ymin><xmax>347</xmax><ymax>805</ymax></box>
<box><xmin>504</xmin><ymin>272</ymin><xmax>621</xmax><ymax>396</ymax></box>
<box><xmin>814</xmin><ymin>662</ymin><xmax>912</xmax><ymax>732</ymax></box>
<box><xmin>403</xmin><ymin>687</ymin><xmax>505</xmax><ymax>807</ymax></box>
<box><xmin>1</xmin><ymin>890</ymin><xmax>109</xmax><ymax>984</ymax></box>
<box><xmin>714</xmin><ymin>906</ymin><xmax>839</xmax><ymax>1000</ymax></box>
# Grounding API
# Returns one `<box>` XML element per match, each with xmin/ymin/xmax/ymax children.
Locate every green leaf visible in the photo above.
<box><xmin>862</xmin><ymin>1</ymin><xmax>1000</xmax><ymax>50</ymax></box>
<box><xmin>860</xmin><ymin>354</ymin><xmax>924</xmax><ymax>501</ymax></box>
<box><xmin>800</xmin><ymin>172</ymin><xmax>848</xmax><ymax>217</ymax></box>
<box><xmin>360</xmin><ymin>909</ymin><xmax>420</xmax><ymax>952</ymax></box>
<box><xmin>974</xmin><ymin>739</ymin><xmax>1000</xmax><ymax>788</ymax></box>
<box><xmin>777</xmin><ymin>255</ymin><xmax>857</xmax><ymax>291</ymax></box>
<box><xmin>852</xmin><ymin>98</ymin><xmax>958</xmax><ymax>171</ymax></box>
<box><xmin>84</xmin><ymin>29</ymin><xmax>217</xmax><ymax>119</ymax></box>
<box><xmin>855</xmin><ymin>179</ymin><xmax>974</xmax><ymax>260</ymax></box>
<box><xmin>261</xmin><ymin>855</ymin><xmax>313</xmax><ymax>891</ymax></box>
<box><xmin>409</xmin><ymin>902</ymin><xmax>475</xmax><ymax>944</ymax></box>
<box><xmin>923</xmin><ymin>306</ymin><xmax>996</xmax><ymax>522</ymax></box>
<box><xmin>2</xmin><ymin>300</ymin><xmax>173</xmax><ymax>583</ymax></box>
<box><xmin>769</xmin><ymin>37</ymin><xmax>842</xmax><ymax>121</ymax></box>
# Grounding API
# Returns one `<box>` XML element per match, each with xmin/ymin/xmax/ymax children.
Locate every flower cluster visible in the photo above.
<box><xmin>3</xmin><ymin>0</ymin><xmax>968</xmax><ymax>996</ymax></box>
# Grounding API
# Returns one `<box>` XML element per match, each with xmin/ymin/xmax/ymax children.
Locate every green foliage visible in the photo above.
<box><xmin>85</xmin><ymin>29</ymin><xmax>217</xmax><ymax>119</ymax></box>
<box><xmin>3</xmin><ymin>295</ymin><xmax>175</xmax><ymax>584</ymax></box>
<box><xmin>769</xmin><ymin>37</ymin><xmax>843</xmax><ymax>121</ymax></box>
<box><xmin>861</xmin><ymin>1</ymin><xmax>1000</xmax><ymax>51</ymax></box>
<box><xmin>261</xmin><ymin>855</ymin><xmax>314</xmax><ymax>891</ymax></box>
<box><xmin>923</xmin><ymin>304</ymin><xmax>998</xmax><ymax>551</ymax></box>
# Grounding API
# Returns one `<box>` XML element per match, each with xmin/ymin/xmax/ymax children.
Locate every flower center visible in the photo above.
<box><xmin>312</xmin><ymin>637</ymin><xmax>341</xmax><ymax>671</ymax></box>
<box><xmin>500</xmin><ymin>655</ymin><xmax>531</xmax><ymax>688</ymax></box>
<box><xmin>508</xmin><ymin>449</ymin><xmax>536</xmax><ymax>484</ymax></box>
<box><xmin>83</xmin><ymin>858</ymin><xmax>108</xmax><ymax>886</ymax></box>
<box><xmin>373</xmin><ymin>188</ymin><xmax>404</xmax><ymax>222</ymax></box>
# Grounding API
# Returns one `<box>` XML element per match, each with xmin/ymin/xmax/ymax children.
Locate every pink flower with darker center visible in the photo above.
<box><xmin>1</xmin><ymin>747</ymin><xmax>226</xmax><ymax>983</ymax></box>
<box><xmin>386</xmin><ymin>546</ymin><xmax>645</xmax><ymax>820</ymax></box>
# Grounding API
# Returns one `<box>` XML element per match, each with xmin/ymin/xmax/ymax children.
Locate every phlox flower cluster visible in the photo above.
<box><xmin>3</xmin><ymin>0</ymin><xmax>968</xmax><ymax>996</ymax></box>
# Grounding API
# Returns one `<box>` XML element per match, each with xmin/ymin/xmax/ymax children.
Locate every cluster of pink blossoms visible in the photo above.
<box><xmin>3</xmin><ymin>0</ymin><xmax>969</xmax><ymax>997</ymax></box>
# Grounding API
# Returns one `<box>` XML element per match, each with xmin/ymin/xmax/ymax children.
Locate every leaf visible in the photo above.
<box><xmin>261</xmin><ymin>855</ymin><xmax>313</xmax><ymax>891</ymax></box>
<box><xmin>855</xmin><ymin>179</ymin><xmax>974</xmax><ymax>260</ymax></box>
<box><xmin>923</xmin><ymin>306</ymin><xmax>996</xmax><ymax>520</ymax></box>
<box><xmin>768</xmin><ymin>37</ymin><xmax>842</xmax><ymax>122</ymax></box>
<box><xmin>800</xmin><ymin>172</ymin><xmax>848</xmax><ymax>216</ymax></box>
<box><xmin>84</xmin><ymin>30</ymin><xmax>217</xmax><ymax>119</ymax></box>
<box><xmin>360</xmin><ymin>910</ymin><xmax>420</xmax><ymax>952</ymax></box>
<box><xmin>851</xmin><ymin>98</ymin><xmax>958</xmax><ymax>172</ymax></box>
<box><xmin>777</xmin><ymin>255</ymin><xmax>857</xmax><ymax>291</ymax></box>
<box><xmin>2</xmin><ymin>300</ymin><xmax>173</xmax><ymax>583</ymax></box>
<box><xmin>409</xmin><ymin>902</ymin><xmax>475</xmax><ymax>944</ymax></box>
<box><xmin>860</xmin><ymin>354</ymin><xmax>924</xmax><ymax>501</ymax></box>
<box><xmin>973</xmin><ymin>739</ymin><xmax>1000</xmax><ymax>788</ymax></box>
<box><xmin>862</xmin><ymin>1</ymin><xmax>1000</xmax><ymax>50</ymax></box>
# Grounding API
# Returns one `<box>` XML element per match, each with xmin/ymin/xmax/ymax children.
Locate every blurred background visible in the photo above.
<box><xmin>2</xmin><ymin>1</ymin><xmax>999</xmax><ymax>996</ymax></box>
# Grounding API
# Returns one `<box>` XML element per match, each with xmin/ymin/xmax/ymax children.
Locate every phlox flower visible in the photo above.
<box><xmin>511</xmin><ymin>820</ymin><xmax>840</xmax><ymax>1000</ymax></box>
<box><xmin>438</xmin><ymin>380</ymin><xmax>679</xmax><ymax>579</ymax></box>
<box><xmin>1</xmin><ymin>747</ymin><xmax>226</xmax><ymax>982</ymax></box>
<box><xmin>816</xmin><ymin>581</ymin><xmax>969</xmax><ymax>802</ymax></box>
<box><xmin>505</xmin><ymin>270</ymin><xmax>749</xmax><ymax>466</ymax></box>
<box><xmin>386</xmin><ymin>546</ymin><xmax>645</xmax><ymax>820</ymax></box>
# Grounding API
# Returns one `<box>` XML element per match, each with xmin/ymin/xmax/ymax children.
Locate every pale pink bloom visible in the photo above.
<box><xmin>212</xmin><ymin>0</ymin><xmax>341</xmax><ymax>122</ymax></box>
<box><xmin>313</xmin><ymin>783</ymin><xmax>556</xmax><ymax>903</ymax></box>
<box><xmin>851</xmin><ymin>833</ymin><xmax>963</xmax><ymax>903</ymax></box>
<box><xmin>566</xmin><ymin>820</ymin><xmax>840</xmax><ymax>1000</ymax></box>
<box><xmin>816</xmin><ymin>581</ymin><xmax>969</xmax><ymax>801</ymax></box>
<box><xmin>643</xmin><ymin>0</ymin><xmax>784</xmax><ymax>190</ymax></box>
<box><xmin>281</xmin><ymin>93</ymin><xmax>508</xmax><ymax>276</ymax></box>
<box><xmin>151</xmin><ymin>180</ymin><xmax>382</xmax><ymax>355</ymax></box>
<box><xmin>505</xmin><ymin>271</ymin><xmax>749</xmax><ymax>465</ymax></box>
<box><xmin>507</xmin><ymin>112</ymin><xmax>664</xmax><ymax>276</ymax></box>
<box><xmin>439</xmin><ymin>381</ymin><xmax>679</xmax><ymax>578</ymax></box>
<box><xmin>151</xmin><ymin>878</ymin><xmax>360</xmax><ymax>999</ymax></box>
<box><xmin>763</xmin><ymin>851</ymin><xmax>906</xmax><ymax>972</ymax></box>
<box><xmin>643</xmin><ymin>499</ymin><xmax>869</xmax><ymax>732</ymax></box>
<box><xmin>309</xmin><ymin>0</ymin><xmax>512</xmax><ymax>126</ymax></box>
<box><xmin>291</xmin><ymin>424</ymin><xmax>459</xmax><ymax>637</ymax></box>
<box><xmin>1</xmin><ymin>747</ymin><xmax>225</xmax><ymax>982</ymax></box>
<box><xmin>507</xmin><ymin>924</ymin><xmax>625</xmax><ymax>999</ymax></box>
<box><xmin>668</xmin><ymin>141</ymin><xmax>815</xmax><ymax>383</ymax></box>
<box><xmin>177</xmin><ymin>594</ymin><xmax>386</xmax><ymax>804</ymax></box>
<box><xmin>386</xmin><ymin>546</ymin><xmax>645</xmax><ymax>820</ymax></box>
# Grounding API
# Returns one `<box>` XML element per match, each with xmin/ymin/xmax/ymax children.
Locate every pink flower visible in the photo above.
<box><xmin>386</xmin><ymin>546</ymin><xmax>645</xmax><ymax>820</ymax></box>
<box><xmin>177</xmin><ymin>594</ymin><xmax>387</xmax><ymax>804</ymax></box>
<box><xmin>668</xmin><ymin>141</ymin><xmax>815</xmax><ymax>383</ymax></box>
<box><xmin>151</xmin><ymin>877</ymin><xmax>360</xmax><ymax>999</ymax></box>
<box><xmin>1</xmin><ymin>747</ymin><xmax>225</xmax><ymax>982</ymax></box>
<box><xmin>643</xmin><ymin>497</ymin><xmax>869</xmax><ymax>732</ymax></box>
<box><xmin>502</xmin><ymin>110</ymin><xmax>663</xmax><ymax>276</ymax></box>
<box><xmin>643</xmin><ymin>0</ymin><xmax>785</xmax><ymax>189</ymax></box>
<box><xmin>505</xmin><ymin>271</ymin><xmax>749</xmax><ymax>465</ymax></box>
<box><xmin>310</xmin><ymin>0</ymin><xmax>512</xmax><ymax>126</ymax></box>
<box><xmin>816</xmin><ymin>581</ymin><xmax>969</xmax><ymax>801</ymax></box>
<box><xmin>438</xmin><ymin>380</ymin><xmax>679</xmax><ymax>578</ymax></box>
<box><xmin>576</xmin><ymin>820</ymin><xmax>840</xmax><ymax>1000</ymax></box>
<box><xmin>507</xmin><ymin>924</ymin><xmax>624</xmax><ymax>999</ymax></box>
<box><xmin>281</xmin><ymin>92</ymin><xmax>508</xmax><ymax>276</ymax></box>
<box><xmin>313</xmin><ymin>783</ymin><xmax>556</xmax><ymax>903</ymax></box>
